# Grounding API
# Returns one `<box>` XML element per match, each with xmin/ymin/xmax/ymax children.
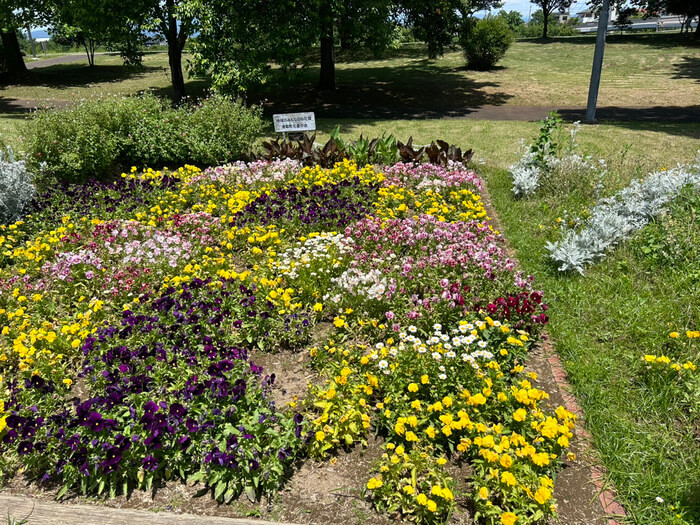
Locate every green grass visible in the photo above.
<box><xmin>314</xmin><ymin>119</ymin><xmax>699</xmax><ymax>173</ymax></box>
<box><xmin>0</xmin><ymin>52</ymin><xmax>209</xmax><ymax>103</ymax></box>
<box><xmin>257</xmin><ymin>33</ymin><xmax>700</xmax><ymax>109</ymax></box>
<box><xmin>0</xmin><ymin>33</ymin><xmax>697</xmax><ymax>114</ymax></box>
<box><xmin>475</xmin><ymin>135</ymin><xmax>699</xmax><ymax>524</ymax></box>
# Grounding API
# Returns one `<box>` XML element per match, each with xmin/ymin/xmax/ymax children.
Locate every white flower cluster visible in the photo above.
<box><xmin>546</xmin><ymin>155</ymin><xmax>700</xmax><ymax>274</ymax></box>
<box><xmin>329</xmin><ymin>267</ymin><xmax>396</xmax><ymax>303</ymax></box>
<box><xmin>272</xmin><ymin>232</ymin><xmax>351</xmax><ymax>279</ymax></box>
<box><xmin>401</xmin><ymin>322</ymin><xmax>495</xmax><ymax>371</ymax></box>
<box><xmin>510</xmin><ymin>122</ymin><xmax>604</xmax><ymax>199</ymax></box>
<box><xmin>0</xmin><ymin>147</ymin><xmax>36</xmax><ymax>224</ymax></box>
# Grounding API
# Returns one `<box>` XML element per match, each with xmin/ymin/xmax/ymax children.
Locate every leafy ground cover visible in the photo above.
<box><xmin>0</xmin><ymin>158</ymin><xmax>582</xmax><ymax>524</ymax></box>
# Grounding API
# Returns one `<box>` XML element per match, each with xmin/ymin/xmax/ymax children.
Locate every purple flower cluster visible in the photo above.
<box><xmin>232</xmin><ymin>178</ymin><xmax>377</xmax><ymax>231</ymax></box>
<box><xmin>27</xmin><ymin>176</ymin><xmax>180</xmax><ymax>226</ymax></box>
<box><xmin>1</xmin><ymin>277</ymin><xmax>305</xmax><ymax>499</ymax></box>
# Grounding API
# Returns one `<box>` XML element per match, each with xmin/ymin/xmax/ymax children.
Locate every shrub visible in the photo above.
<box><xmin>185</xmin><ymin>95</ymin><xmax>264</xmax><ymax>167</ymax></box>
<box><xmin>0</xmin><ymin>146</ymin><xmax>36</xmax><ymax>224</ymax></box>
<box><xmin>459</xmin><ymin>17</ymin><xmax>514</xmax><ymax>70</ymax></box>
<box><xmin>25</xmin><ymin>94</ymin><xmax>263</xmax><ymax>182</ymax></box>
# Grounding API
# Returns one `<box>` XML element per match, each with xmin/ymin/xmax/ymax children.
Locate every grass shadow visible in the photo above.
<box><xmin>248</xmin><ymin>60</ymin><xmax>513</xmax><ymax>119</ymax></box>
<box><xmin>672</xmin><ymin>55</ymin><xmax>700</xmax><ymax>82</ymax></box>
<box><xmin>0</xmin><ymin>64</ymin><xmax>163</xmax><ymax>91</ymax></box>
<box><xmin>555</xmin><ymin>108</ymin><xmax>700</xmax><ymax>136</ymax></box>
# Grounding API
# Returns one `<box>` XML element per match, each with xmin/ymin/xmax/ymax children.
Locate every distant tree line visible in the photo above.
<box><xmin>0</xmin><ymin>0</ymin><xmax>696</xmax><ymax>98</ymax></box>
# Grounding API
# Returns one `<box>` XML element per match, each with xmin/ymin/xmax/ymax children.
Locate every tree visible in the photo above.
<box><xmin>613</xmin><ymin>0</ymin><xmax>699</xmax><ymax>37</ymax></box>
<box><xmin>661</xmin><ymin>0</ymin><xmax>700</xmax><ymax>37</ymax></box>
<box><xmin>50</xmin><ymin>0</ymin><xmax>146</xmax><ymax>67</ymax></box>
<box><xmin>529</xmin><ymin>0</ymin><xmax>572</xmax><ymax>37</ymax></box>
<box><xmin>400</xmin><ymin>0</ymin><xmax>502</xmax><ymax>59</ymax></box>
<box><xmin>497</xmin><ymin>9</ymin><xmax>525</xmax><ymax>30</ymax></box>
<box><xmin>0</xmin><ymin>1</ymin><xmax>36</xmax><ymax>76</ymax></box>
<box><xmin>614</xmin><ymin>6</ymin><xmax>636</xmax><ymax>32</ymax></box>
<box><xmin>189</xmin><ymin>0</ymin><xmax>397</xmax><ymax>92</ymax></box>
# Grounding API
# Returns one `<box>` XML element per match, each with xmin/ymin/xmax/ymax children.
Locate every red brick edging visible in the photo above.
<box><xmin>545</xmin><ymin>346</ymin><xmax>628</xmax><ymax>525</ymax></box>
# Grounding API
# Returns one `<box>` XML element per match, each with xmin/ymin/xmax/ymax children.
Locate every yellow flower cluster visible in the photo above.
<box><xmin>643</xmin><ymin>355</ymin><xmax>696</xmax><ymax>373</ymax></box>
<box><xmin>373</xmin><ymin>185</ymin><xmax>488</xmax><ymax>223</ymax></box>
<box><xmin>287</xmin><ymin>159</ymin><xmax>384</xmax><ymax>188</ymax></box>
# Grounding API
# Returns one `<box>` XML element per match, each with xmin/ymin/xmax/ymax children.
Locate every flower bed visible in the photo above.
<box><xmin>1</xmin><ymin>158</ymin><xmax>573</xmax><ymax>524</ymax></box>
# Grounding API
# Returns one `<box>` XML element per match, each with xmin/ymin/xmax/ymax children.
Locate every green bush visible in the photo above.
<box><xmin>185</xmin><ymin>96</ymin><xmax>265</xmax><ymax>167</ymax></box>
<box><xmin>459</xmin><ymin>17</ymin><xmax>514</xmax><ymax>71</ymax></box>
<box><xmin>26</xmin><ymin>94</ymin><xmax>263</xmax><ymax>182</ymax></box>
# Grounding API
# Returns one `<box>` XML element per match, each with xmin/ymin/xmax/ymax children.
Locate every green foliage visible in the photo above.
<box><xmin>497</xmin><ymin>10</ymin><xmax>525</xmax><ymax>30</ymax></box>
<box><xmin>49</xmin><ymin>0</ymin><xmax>145</xmax><ymax>66</ymax></box>
<box><xmin>514</xmin><ymin>10</ymin><xmax>579</xmax><ymax>38</ymax></box>
<box><xmin>366</xmin><ymin>445</ymin><xmax>456</xmax><ymax>524</ymax></box>
<box><xmin>184</xmin><ymin>96</ymin><xmax>264</xmax><ymax>166</ymax></box>
<box><xmin>530</xmin><ymin>111</ymin><xmax>563</xmax><ymax>169</ymax></box>
<box><xmin>331</xmin><ymin>126</ymin><xmax>400</xmax><ymax>165</ymax></box>
<box><xmin>188</xmin><ymin>0</ymin><xmax>398</xmax><ymax>93</ymax></box>
<box><xmin>458</xmin><ymin>16</ymin><xmax>514</xmax><ymax>70</ymax></box>
<box><xmin>25</xmin><ymin>94</ymin><xmax>263</xmax><ymax>182</ymax></box>
<box><xmin>631</xmin><ymin>185</ymin><xmax>700</xmax><ymax>271</ymax></box>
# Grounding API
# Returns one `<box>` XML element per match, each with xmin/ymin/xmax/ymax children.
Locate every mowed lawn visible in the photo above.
<box><xmin>0</xmin><ymin>33</ymin><xmax>698</xmax><ymax>117</ymax></box>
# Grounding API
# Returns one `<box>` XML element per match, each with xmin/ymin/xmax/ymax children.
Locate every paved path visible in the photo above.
<box><xmin>25</xmin><ymin>54</ymin><xmax>87</xmax><ymax>69</ymax></box>
<box><xmin>24</xmin><ymin>53</ymin><xmax>114</xmax><ymax>70</ymax></box>
<box><xmin>0</xmin><ymin>494</ymin><xmax>292</xmax><ymax>525</ymax></box>
<box><xmin>447</xmin><ymin>104</ymin><xmax>700</xmax><ymax>123</ymax></box>
<box><xmin>4</xmin><ymin>94</ymin><xmax>698</xmax><ymax>123</ymax></box>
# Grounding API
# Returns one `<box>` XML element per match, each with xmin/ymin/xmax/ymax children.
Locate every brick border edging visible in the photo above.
<box><xmin>544</xmin><ymin>343</ymin><xmax>628</xmax><ymax>524</ymax></box>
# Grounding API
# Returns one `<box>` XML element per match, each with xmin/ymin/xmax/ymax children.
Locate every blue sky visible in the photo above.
<box><xmin>481</xmin><ymin>0</ymin><xmax>592</xmax><ymax>21</ymax></box>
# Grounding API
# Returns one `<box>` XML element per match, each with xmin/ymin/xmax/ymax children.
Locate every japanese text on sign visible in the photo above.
<box><xmin>273</xmin><ymin>112</ymin><xmax>316</xmax><ymax>133</ymax></box>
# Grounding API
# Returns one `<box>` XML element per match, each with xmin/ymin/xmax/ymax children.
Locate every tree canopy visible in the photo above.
<box><xmin>529</xmin><ymin>0</ymin><xmax>573</xmax><ymax>37</ymax></box>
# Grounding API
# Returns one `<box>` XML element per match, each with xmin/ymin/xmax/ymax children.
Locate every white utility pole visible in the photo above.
<box><xmin>585</xmin><ymin>0</ymin><xmax>611</xmax><ymax>122</ymax></box>
<box><xmin>26</xmin><ymin>25</ymin><xmax>36</xmax><ymax>58</ymax></box>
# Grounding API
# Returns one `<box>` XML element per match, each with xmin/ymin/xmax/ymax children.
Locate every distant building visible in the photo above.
<box><xmin>555</xmin><ymin>8</ymin><xmax>571</xmax><ymax>24</ymax></box>
<box><xmin>577</xmin><ymin>6</ymin><xmax>618</xmax><ymax>24</ymax></box>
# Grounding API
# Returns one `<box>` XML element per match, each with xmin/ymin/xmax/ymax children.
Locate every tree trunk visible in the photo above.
<box><xmin>83</xmin><ymin>39</ymin><xmax>96</xmax><ymax>67</ymax></box>
<box><xmin>319</xmin><ymin>34</ymin><xmax>336</xmax><ymax>90</ymax></box>
<box><xmin>167</xmin><ymin>38</ymin><xmax>186</xmax><ymax>101</ymax></box>
<box><xmin>162</xmin><ymin>0</ymin><xmax>187</xmax><ymax>102</ymax></box>
<box><xmin>1</xmin><ymin>31</ymin><xmax>27</xmax><ymax>74</ymax></box>
<box><xmin>543</xmin><ymin>10</ymin><xmax>550</xmax><ymax>38</ymax></box>
<box><xmin>339</xmin><ymin>22</ymin><xmax>352</xmax><ymax>50</ymax></box>
<box><xmin>695</xmin><ymin>17</ymin><xmax>700</xmax><ymax>39</ymax></box>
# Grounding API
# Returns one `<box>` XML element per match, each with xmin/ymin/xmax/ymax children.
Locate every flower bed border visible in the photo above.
<box><xmin>544</xmin><ymin>343</ymin><xmax>627</xmax><ymax>525</ymax></box>
<box><xmin>477</xmin><ymin>179</ymin><xmax>628</xmax><ymax>525</ymax></box>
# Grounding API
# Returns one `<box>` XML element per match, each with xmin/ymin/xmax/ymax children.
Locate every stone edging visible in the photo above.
<box><xmin>544</xmin><ymin>344</ymin><xmax>628</xmax><ymax>524</ymax></box>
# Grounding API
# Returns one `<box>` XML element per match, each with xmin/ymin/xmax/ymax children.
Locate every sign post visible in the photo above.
<box><xmin>273</xmin><ymin>112</ymin><xmax>316</xmax><ymax>141</ymax></box>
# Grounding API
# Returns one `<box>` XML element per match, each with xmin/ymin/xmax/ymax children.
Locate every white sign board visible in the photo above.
<box><xmin>273</xmin><ymin>112</ymin><xmax>316</xmax><ymax>133</ymax></box>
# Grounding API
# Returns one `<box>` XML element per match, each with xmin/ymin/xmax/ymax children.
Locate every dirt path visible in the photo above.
<box><xmin>0</xmin><ymin>494</ymin><xmax>285</xmax><ymax>525</ymax></box>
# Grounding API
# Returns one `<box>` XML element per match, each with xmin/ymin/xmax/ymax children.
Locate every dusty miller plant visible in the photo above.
<box><xmin>0</xmin><ymin>146</ymin><xmax>36</xmax><ymax>224</ymax></box>
<box><xmin>546</xmin><ymin>154</ymin><xmax>700</xmax><ymax>274</ymax></box>
<box><xmin>510</xmin><ymin>116</ymin><xmax>605</xmax><ymax>199</ymax></box>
